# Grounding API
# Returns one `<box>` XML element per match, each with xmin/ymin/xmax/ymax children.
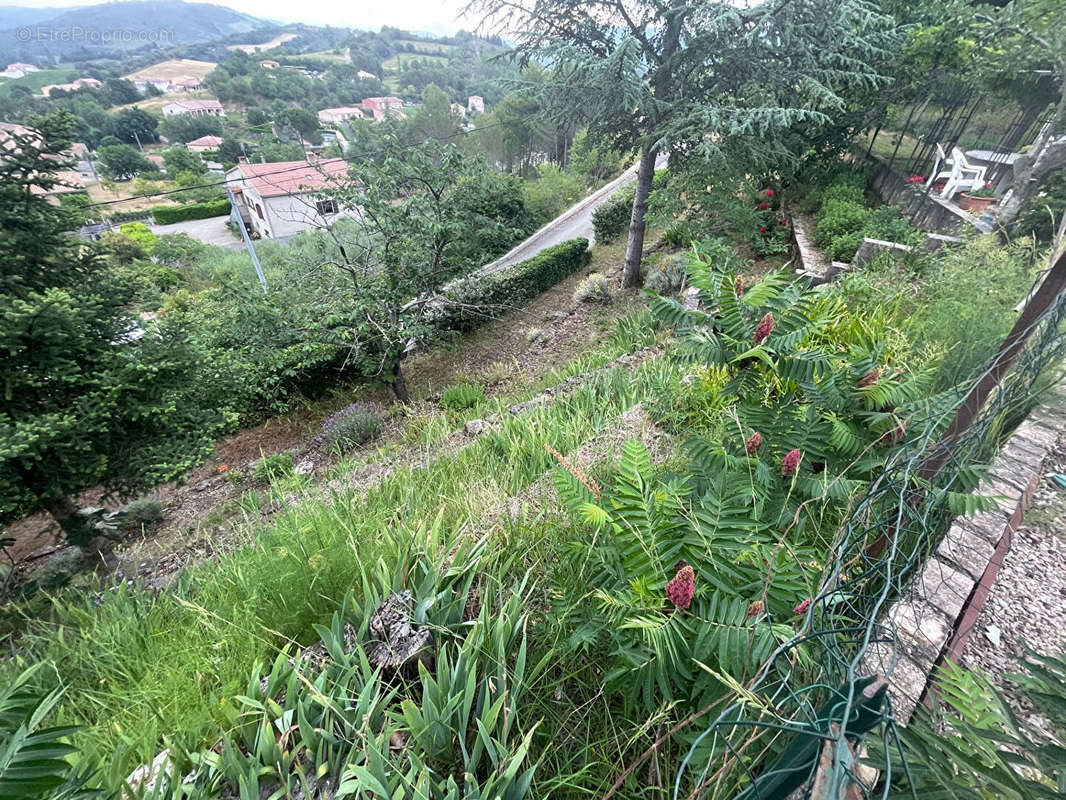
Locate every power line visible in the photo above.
<box><xmin>81</xmin><ymin>116</ymin><xmax>524</xmax><ymax>211</ymax></box>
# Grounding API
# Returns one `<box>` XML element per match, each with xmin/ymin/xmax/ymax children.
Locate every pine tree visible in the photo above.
<box><xmin>473</xmin><ymin>0</ymin><xmax>898</xmax><ymax>286</ymax></box>
<box><xmin>0</xmin><ymin>111</ymin><xmax>225</xmax><ymax>546</ymax></box>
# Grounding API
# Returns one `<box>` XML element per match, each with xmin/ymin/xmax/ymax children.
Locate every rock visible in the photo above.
<box><xmin>984</xmin><ymin>624</ymin><xmax>1002</xmax><ymax>647</ymax></box>
<box><xmin>465</xmin><ymin>418</ymin><xmax>488</xmax><ymax>436</ymax></box>
<box><xmin>126</xmin><ymin>748</ymin><xmax>171</xmax><ymax>793</ymax></box>
<box><xmin>368</xmin><ymin>590</ymin><xmax>433</xmax><ymax>670</ymax></box>
<box><xmin>30</xmin><ymin>548</ymin><xmax>85</xmax><ymax>588</ymax></box>
<box><xmin>192</xmin><ymin>479</ymin><xmax>213</xmax><ymax>492</ymax></box>
<box><xmin>294</xmin><ymin>459</ymin><xmax>314</xmax><ymax>476</ymax></box>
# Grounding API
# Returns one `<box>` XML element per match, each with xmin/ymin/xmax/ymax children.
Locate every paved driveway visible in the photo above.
<box><xmin>149</xmin><ymin>216</ymin><xmax>244</xmax><ymax>249</ymax></box>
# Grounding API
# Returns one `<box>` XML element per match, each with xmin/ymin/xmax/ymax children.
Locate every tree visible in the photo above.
<box><xmin>0</xmin><ymin>112</ymin><xmax>225</xmax><ymax>546</ymax></box>
<box><xmin>986</xmin><ymin>0</ymin><xmax>1066</xmax><ymax>224</ymax></box>
<box><xmin>102</xmin><ymin>78</ymin><xmax>140</xmax><ymax>107</ymax></box>
<box><xmin>408</xmin><ymin>83</ymin><xmax>461</xmax><ymax>143</ymax></box>
<box><xmin>216</xmin><ymin>137</ymin><xmax>245</xmax><ymax>164</ymax></box>
<box><xmin>160</xmin><ymin>114</ymin><xmax>223</xmax><ymax>144</ymax></box>
<box><xmin>162</xmin><ymin>145</ymin><xmax>206</xmax><ymax>176</ymax></box>
<box><xmin>315</xmin><ymin>140</ymin><xmax>513</xmax><ymax>402</ymax></box>
<box><xmin>98</xmin><ymin>143</ymin><xmax>152</xmax><ymax>180</ymax></box>
<box><xmin>112</xmin><ymin>106</ymin><xmax>159</xmax><ymax>145</ymax></box>
<box><xmin>474</xmin><ymin>0</ymin><xmax>897</xmax><ymax>286</ymax></box>
<box><xmin>276</xmin><ymin>107</ymin><xmax>321</xmax><ymax>145</ymax></box>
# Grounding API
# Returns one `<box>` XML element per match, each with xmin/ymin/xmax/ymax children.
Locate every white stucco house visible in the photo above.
<box><xmin>225</xmin><ymin>158</ymin><xmax>353</xmax><ymax>239</ymax></box>
<box><xmin>317</xmin><ymin>106</ymin><xmax>365</xmax><ymax>125</ymax></box>
<box><xmin>2</xmin><ymin>62</ymin><xmax>39</xmax><ymax>79</ymax></box>
<box><xmin>162</xmin><ymin>99</ymin><xmax>225</xmax><ymax>117</ymax></box>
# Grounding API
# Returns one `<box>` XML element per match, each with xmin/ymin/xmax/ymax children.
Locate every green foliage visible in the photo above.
<box><xmin>150</xmin><ymin>199</ymin><xmax>230</xmax><ymax>225</ymax></box>
<box><xmin>645</xmin><ymin>254</ymin><xmax>688</xmax><ymax>295</ymax></box>
<box><xmin>813</xmin><ymin>171</ymin><xmax>922</xmax><ymax>262</ymax></box>
<box><xmin>439</xmin><ymin>239</ymin><xmax>591</xmax><ymax>332</ymax></box>
<box><xmin>160</xmin><ymin>146</ymin><xmax>206</xmax><ymax>177</ymax></box>
<box><xmin>522</xmin><ymin>163</ymin><xmax>585</xmax><ymax>227</ymax></box>
<box><xmin>252</xmin><ymin>451</ymin><xmax>295</xmax><ymax>482</ymax></box>
<box><xmin>1012</xmin><ymin>168</ymin><xmax>1066</xmax><ymax>243</ymax></box>
<box><xmin>97</xmin><ymin>143</ymin><xmax>152</xmax><ymax>181</ymax></box>
<box><xmin>0</xmin><ymin>111</ymin><xmax>226</xmax><ymax>542</ymax></box>
<box><xmin>592</xmin><ymin>185</ymin><xmax>635</xmax><ymax>244</ymax></box>
<box><xmin>320</xmin><ymin>403</ymin><xmax>383</xmax><ymax>452</ymax></box>
<box><xmin>441</xmin><ymin>383</ymin><xmax>485</xmax><ymax>410</ymax></box>
<box><xmin>0</xmin><ymin>664</ymin><xmax>94</xmax><ymax>800</ymax></box>
<box><xmin>572</xmin><ymin>272</ymin><xmax>612</xmax><ymax>304</ymax></box>
<box><xmin>887</xmin><ymin>648</ymin><xmax>1066</xmax><ymax>798</ymax></box>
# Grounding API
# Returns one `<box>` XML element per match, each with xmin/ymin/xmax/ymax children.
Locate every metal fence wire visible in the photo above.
<box><xmin>673</xmin><ymin>267</ymin><xmax>1066</xmax><ymax>800</ymax></box>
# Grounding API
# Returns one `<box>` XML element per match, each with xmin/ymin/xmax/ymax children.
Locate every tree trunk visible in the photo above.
<box><xmin>390</xmin><ymin>359</ymin><xmax>410</xmax><ymax>404</ymax></box>
<box><xmin>998</xmin><ymin>132</ymin><xmax>1066</xmax><ymax>224</ymax></box>
<box><xmin>622</xmin><ymin>144</ymin><xmax>657</xmax><ymax>288</ymax></box>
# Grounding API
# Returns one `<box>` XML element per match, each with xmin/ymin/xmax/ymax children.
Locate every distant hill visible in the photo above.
<box><xmin>0</xmin><ymin>1</ymin><xmax>272</xmax><ymax>61</ymax></box>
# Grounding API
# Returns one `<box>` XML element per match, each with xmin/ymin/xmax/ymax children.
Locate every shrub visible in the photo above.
<box><xmin>825</xmin><ymin>230</ymin><xmax>866</xmax><ymax>262</ymax></box>
<box><xmin>645</xmin><ymin>254</ymin><xmax>688</xmax><ymax>295</ymax></box>
<box><xmin>593</xmin><ymin>186</ymin><xmax>635</xmax><ymax>244</ymax></box>
<box><xmin>321</xmin><ymin>402</ymin><xmax>383</xmax><ymax>452</ymax></box>
<box><xmin>441</xmin><ymin>383</ymin><xmax>485</xmax><ymax>410</ymax></box>
<box><xmin>526</xmin><ymin>327</ymin><xmax>546</xmax><ymax>343</ymax></box>
<box><xmin>150</xmin><ymin>199</ymin><xmax>230</xmax><ymax>225</ymax></box>
<box><xmin>573</xmin><ymin>272</ymin><xmax>612</xmax><ymax>304</ymax></box>
<box><xmin>121</xmin><ymin>496</ymin><xmax>165</xmax><ymax>532</ymax></box>
<box><xmin>439</xmin><ymin>238</ymin><xmax>591</xmax><ymax>332</ymax></box>
<box><xmin>252</xmin><ymin>451</ymin><xmax>294</xmax><ymax>481</ymax></box>
<box><xmin>662</xmin><ymin>220</ymin><xmax>695</xmax><ymax>249</ymax></box>
<box><xmin>814</xmin><ymin>197</ymin><xmax>872</xmax><ymax>249</ymax></box>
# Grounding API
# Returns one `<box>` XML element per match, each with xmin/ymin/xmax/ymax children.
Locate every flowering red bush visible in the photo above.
<box><xmin>665</xmin><ymin>564</ymin><xmax>695</xmax><ymax>610</ymax></box>
<box><xmin>753</xmin><ymin>312</ymin><xmax>774</xmax><ymax>343</ymax></box>
<box><xmin>907</xmin><ymin>175</ymin><xmax>925</xmax><ymax>184</ymax></box>
<box><xmin>745</xmin><ymin>431</ymin><xmax>763</xmax><ymax>454</ymax></box>
<box><xmin>781</xmin><ymin>448</ymin><xmax>801</xmax><ymax>476</ymax></box>
<box><xmin>766</xmin><ymin>189</ymin><xmax>774</xmax><ymax>197</ymax></box>
<box><xmin>759</xmin><ymin>202</ymin><xmax>769</xmax><ymax>210</ymax></box>
<box><xmin>780</xmin><ymin>219</ymin><xmax>788</xmax><ymax>226</ymax></box>
<box><xmin>793</xmin><ymin>597</ymin><xmax>812</xmax><ymax>616</ymax></box>
<box><xmin>759</xmin><ymin>226</ymin><xmax>768</xmax><ymax>234</ymax></box>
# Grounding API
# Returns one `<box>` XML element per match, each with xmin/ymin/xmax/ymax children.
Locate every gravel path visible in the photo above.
<box><xmin>961</xmin><ymin>428</ymin><xmax>1066</xmax><ymax>726</ymax></box>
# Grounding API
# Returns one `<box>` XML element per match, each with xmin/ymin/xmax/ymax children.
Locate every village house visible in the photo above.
<box><xmin>360</xmin><ymin>96</ymin><xmax>405</xmax><ymax>122</ymax></box>
<box><xmin>317</xmin><ymin>106</ymin><xmax>365</xmax><ymax>125</ymax></box>
<box><xmin>356</xmin><ymin>70</ymin><xmax>377</xmax><ymax>80</ymax></box>
<box><xmin>467</xmin><ymin>95</ymin><xmax>485</xmax><ymax>114</ymax></box>
<box><xmin>2</xmin><ymin>62</ymin><xmax>40</xmax><ymax>79</ymax></box>
<box><xmin>259</xmin><ymin>60</ymin><xmax>280</xmax><ymax>69</ymax></box>
<box><xmin>40</xmin><ymin>78</ymin><xmax>102</xmax><ymax>97</ymax></box>
<box><xmin>225</xmin><ymin>158</ymin><xmax>353</xmax><ymax>239</ymax></box>
<box><xmin>186</xmin><ymin>135</ymin><xmax>223</xmax><ymax>153</ymax></box>
<box><xmin>145</xmin><ymin>154</ymin><xmax>166</xmax><ymax>172</ymax></box>
<box><xmin>162</xmin><ymin>99</ymin><xmax>226</xmax><ymax>117</ymax></box>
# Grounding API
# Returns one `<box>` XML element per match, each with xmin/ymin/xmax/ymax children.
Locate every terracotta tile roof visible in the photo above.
<box><xmin>229</xmin><ymin>158</ymin><xmax>349</xmax><ymax>198</ymax></box>
<box><xmin>187</xmin><ymin>135</ymin><xmax>223</xmax><ymax>147</ymax></box>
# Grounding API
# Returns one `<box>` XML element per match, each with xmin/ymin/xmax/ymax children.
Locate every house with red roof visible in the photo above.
<box><xmin>225</xmin><ymin>158</ymin><xmax>352</xmax><ymax>239</ymax></box>
<box><xmin>161</xmin><ymin>99</ymin><xmax>225</xmax><ymax>117</ymax></box>
<box><xmin>186</xmin><ymin>135</ymin><xmax>223</xmax><ymax>153</ymax></box>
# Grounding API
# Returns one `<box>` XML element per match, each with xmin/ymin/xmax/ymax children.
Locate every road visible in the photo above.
<box><xmin>149</xmin><ymin>216</ymin><xmax>244</xmax><ymax>250</ymax></box>
<box><xmin>476</xmin><ymin>154</ymin><xmax>668</xmax><ymax>278</ymax></box>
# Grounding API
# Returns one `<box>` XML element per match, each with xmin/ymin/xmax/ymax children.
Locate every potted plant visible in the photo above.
<box><xmin>957</xmin><ymin>182</ymin><xmax>996</xmax><ymax>213</ymax></box>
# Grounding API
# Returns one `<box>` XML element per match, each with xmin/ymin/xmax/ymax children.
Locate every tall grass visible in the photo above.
<box><xmin>3</xmin><ymin>355</ymin><xmax>679</xmax><ymax>787</ymax></box>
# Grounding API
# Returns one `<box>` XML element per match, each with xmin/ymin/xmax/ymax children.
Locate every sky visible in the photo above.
<box><xmin>5</xmin><ymin>0</ymin><xmax>474</xmax><ymax>35</ymax></box>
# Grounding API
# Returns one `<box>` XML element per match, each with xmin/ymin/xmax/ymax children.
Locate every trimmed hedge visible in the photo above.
<box><xmin>104</xmin><ymin>208</ymin><xmax>153</xmax><ymax>224</ymax></box>
<box><xmin>437</xmin><ymin>238</ymin><xmax>591</xmax><ymax>332</ymax></box>
<box><xmin>151</xmin><ymin>198</ymin><xmax>230</xmax><ymax>225</ymax></box>
<box><xmin>593</xmin><ymin>186</ymin><xmax>636</xmax><ymax>244</ymax></box>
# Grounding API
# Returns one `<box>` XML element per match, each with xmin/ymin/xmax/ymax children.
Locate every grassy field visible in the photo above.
<box><xmin>0</xmin><ymin>67</ymin><xmax>74</xmax><ymax>97</ymax></box>
<box><xmin>227</xmin><ymin>32</ymin><xmax>298</xmax><ymax>53</ymax></box>
<box><xmin>123</xmin><ymin>59</ymin><xmax>217</xmax><ymax>82</ymax></box>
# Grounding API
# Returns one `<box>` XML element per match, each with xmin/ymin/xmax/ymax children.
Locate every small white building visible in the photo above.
<box><xmin>2</xmin><ymin>62</ymin><xmax>40</xmax><ymax>79</ymax></box>
<box><xmin>467</xmin><ymin>95</ymin><xmax>485</xmax><ymax>114</ymax></box>
<box><xmin>162</xmin><ymin>99</ymin><xmax>225</xmax><ymax>117</ymax></box>
<box><xmin>317</xmin><ymin>106</ymin><xmax>365</xmax><ymax>125</ymax></box>
<box><xmin>186</xmin><ymin>135</ymin><xmax>223</xmax><ymax>153</ymax></box>
<box><xmin>225</xmin><ymin>158</ymin><xmax>353</xmax><ymax>239</ymax></box>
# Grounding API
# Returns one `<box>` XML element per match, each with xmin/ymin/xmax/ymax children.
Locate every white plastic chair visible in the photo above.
<box><xmin>931</xmin><ymin>145</ymin><xmax>986</xmax><ymax>199</ymax></box>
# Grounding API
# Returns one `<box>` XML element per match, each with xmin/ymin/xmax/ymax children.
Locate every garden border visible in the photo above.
<box><xmin>867</xmin><ymin>377</ymin><xmax>1066</xmax><ymax>722</ymax></box>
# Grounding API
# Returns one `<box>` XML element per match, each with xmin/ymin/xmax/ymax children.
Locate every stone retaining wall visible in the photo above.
<box><xmin>863</xmin><ymin>379</ymin><xmax>1066</xmax><ymax>722</ymax></box>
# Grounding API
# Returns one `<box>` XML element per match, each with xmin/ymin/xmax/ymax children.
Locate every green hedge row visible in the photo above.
<box><xmin>151</xmin><ymin>198</ymin><xmax>231</xmax><ymax>225</ymax></box>
<box><xmin>104</xmin><ymin>208</ymin><xmax>152</xmax><ymax>223</ymax></box>
<box><xmin>592</xmin><ymin>186</ymin><xmax>636</xmax><ymax>244</ymax></box>
<box><xmin>437</xmin><ymin>238</ymin><xmax>591</xmax><ymax>332</ymax></box>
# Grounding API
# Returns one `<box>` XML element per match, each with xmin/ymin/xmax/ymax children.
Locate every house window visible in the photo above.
<box><xmin>316</xmin><ymin>199</ymin><xmax>338</xmax><ymax>216</ymax></box>
<box><xmin>255</xmin><ymin>203</ymin><xmax>264</xmax><ymax>220</ymax></box>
